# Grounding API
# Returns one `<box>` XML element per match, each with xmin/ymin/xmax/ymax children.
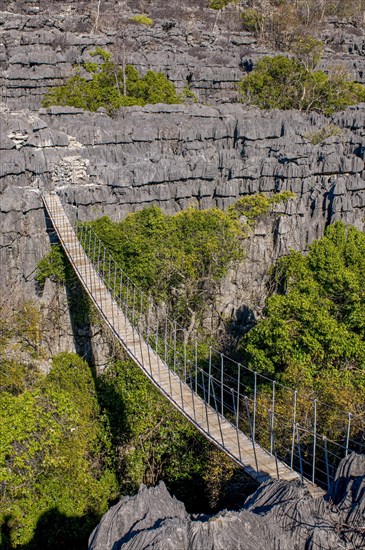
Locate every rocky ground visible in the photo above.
<box><xmin>88</xmin><ymin>452</ymin><xmax>365</xmax><ymax>550</ymax></box>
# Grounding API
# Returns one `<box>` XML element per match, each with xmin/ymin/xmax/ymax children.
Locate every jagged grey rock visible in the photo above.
<box><xmin>0</xmin><ymin>5</ymin><xmax>364</xmax><ymax>361</ymax></box>
<box><xmin>1</xmin><ymin>103</ymin><xmax>364</xmax><ymax>327</ymax></box>
<box><xmin>0</xmin><ymin>2</ymin><xmax>364</xmax><ymax>110</ymax></box>
<box><xmin>88</xmin><ymin>453</ymin><xmax>365</xmax><ymax>550</ymax></box>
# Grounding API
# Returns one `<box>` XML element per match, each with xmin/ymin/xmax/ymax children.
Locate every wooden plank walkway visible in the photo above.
<box><xmin>43</xmin><ymin>193</ymin><xmax>303</xmax><ymax>486</ymax></box>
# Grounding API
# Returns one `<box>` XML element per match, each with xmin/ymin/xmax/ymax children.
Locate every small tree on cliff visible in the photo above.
<box><xmin>42</xmin><ymin>48</ymin><xmax>181</xmax><ymax>115</ymax></box>
<box><xmin>239</xmin><ymin>47</ymin><xmax>365</xmax><ymax>115</ymax></box>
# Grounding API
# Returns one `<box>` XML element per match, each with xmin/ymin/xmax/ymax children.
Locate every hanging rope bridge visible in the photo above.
<box><xmin>43</xmin><ymin>193</ymin><xmax>363</xmax><ymax>494</ymax></box>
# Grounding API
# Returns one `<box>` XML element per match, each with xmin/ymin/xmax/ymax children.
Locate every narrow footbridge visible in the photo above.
<box><xmin>43</xmin><ymin>193</ymin><xmax>361</xmax><ymax>493</ymax></box>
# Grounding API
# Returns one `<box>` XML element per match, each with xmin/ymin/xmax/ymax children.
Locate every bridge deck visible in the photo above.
<box><xmin>43</xmin><ymin>193</ymin><xmax>304</xmax><ymax>486</ymax></box>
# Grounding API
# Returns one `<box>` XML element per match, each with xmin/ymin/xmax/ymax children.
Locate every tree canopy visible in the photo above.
<box><xmin>241</xmin><ymin>222</ymin><xmax>365</xmax><ymax>413</ymax></box>
<box><xmin>0</xmin><ymin>352</ymin><xmax>118</xmax><ymax>548</ymax></box>
<box><xmin>87</xmin><ymin>205</ymin><xmax>244</xmax><ymax>333</ymax></box>
<box><xmin>42</xmin><ymin>48</ymin><xmax>181</xmax><ymax>115</ymax></box>
<box><xmin>239</xmin><ymin>54</ymin><xmax>365</xmax><ymax>114</ymax></box>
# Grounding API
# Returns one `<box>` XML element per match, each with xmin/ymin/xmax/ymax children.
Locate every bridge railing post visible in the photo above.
<box><xmin>268</xmin><ymin>408</ymin><xmax>279</xmax><ymax>479</ymax></box>
<box><xmin>244</xmin><ymin>396</ymin><xmax>258</xmax><ymax>472</ymax></box>
<box><xmin>173</xmin><ymin>322</ymin><xmax>177</xmax><ymax>375</ymax></box>
<box><xmin>164</xmin><ymin>317</ymin><xmax>168</xmax><ymax>366</ymax></box>
<box><xmin>271</xmin><ymin>381</ymin><xmax>276</xmax><ymax>456</ymax></box>
<box><xmin>231</xmin><ymin>387</ymin><xmax>242</xmax><ymax>463</ymax></box>
<box><xmin>290</xmin><ymin>390</ymin><xmax>297</xmax><ymax>470</ymax></box>
<box><xmin>312</xmin><ymin>398</ymin><xmax>317</xmax><ymax>484</ymax></box>
<box><xmin>188</xmin><ymin>361</ymin><xmax>197</xmax><ymax>422</ymax></box>
<box><xmin>211</xmin><ymin>375</ymin><xmax>224</xmax><ymax>446</ymax></box>
<box><xmin>253</xmin><ymin>371</ymin><xmax>257</xmax><ymax>444</ymax></box>
<box><xmin>201</xmin><ymin>369</ymin><xmax>210</xmax><ymax>434</ymax></box>
<box><xmin>296</xmin><ymin>423</ymin><xmax>304</xmax><ymax>482</ymax></box>
<box><xmin>220</xmin><ymin>354</ymin><xmax>224</xmax><ymax>417</ymax></box>
<box><xmin>124</xmin><ymin>280</ymin><xmax>129</xmax><ymax>334</ymax></box>
<box><xmin>155</xmin><ymin>304</ymin><xmax>161</xmax><ymax>386</ymax></box>
<box><xmin>323</xmin><ymin>436</ymin><xmax>330</xmax><ymax>490</ymax></box>
<box><xmin>194</xmin><ymin>339</ymin><xmax>198</xmax><ymax>394</ymax></box>
<box><xmin>146</xmin><ymin>297</ymin><xmax>153</xmax><ymax>376</ymax></box>
<box><xmin>112</xmin><ymin>262</ymin><xmax>117</xmax><ymax>328</ymax></box>
<box><xmin>236</xmin><ymin>363</ymin><xmax>241</xmax><ymax>434</ymax></box>
<box><xmin>208</xmin><ymin>347</ymin><xmax>212</xmax><ymax>407</ymax></box>
<box><xmin>132</xmin><ymin>286</ymin><xmax>136</xmax><ymax>356</ymax></box>
<box><xmin>183</xmin><ymin>332</ymin><xmax>187</xmax><ymax>383</ymax></box>
<box><xmin>345</xmin><ymin>412</ymin><xmax>352</xmax><ymax>457</ymax></box>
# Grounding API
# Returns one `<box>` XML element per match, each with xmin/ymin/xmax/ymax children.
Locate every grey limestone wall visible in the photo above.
<box><xmin>0</xmin><ymin>4</ymin><xmax>364</xmax><ymax>111</ymax></box>
<box><xmin>1</xmin><ymin>102</ymin><xmax>364</xmax><ymax>322</ymax></box>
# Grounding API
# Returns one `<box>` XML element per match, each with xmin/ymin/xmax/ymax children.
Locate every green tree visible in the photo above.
<box><xmin>241</xmin><ymin>8</ymin><xmax>264</xmax><ymax>34</ymax></box>
<box><xmin>42</xmin><ymin>48</ymin><xmax>181</xmax><ymax>115</ymax></box>
<box><xmin>228</xmin><ymin>191</ymin><xmax>295</xmax><ymax>228</ymax></box>
<box><xmin>238</xmin><ymin>222</ymin><xmax>365</xmax><ymax>469</ymax></box>
<box><xmin>0</xmin><ymin>353</ymin><xmax>118</xmax><ymax>548</ymax></box>
<box><xmin>88</xmin><ymin>205</ymin><xmax>244</xmax><ymax>334</ymax></box>
<box><xmin>35</xmin><ymin>244</ymin><xmax>69</xmax><ymax>289</ymax></box>
<box><xmin>241</xmin><ymin>222</ymin><xmax>365</xmax><ymax>409</ymax></box>
<box><xmin>239</xmin><ymin>55</ymin><xmax>365</xmax><ymax>114</ymax></box>
<box><xmin>208</xmin><ymin>0</ymin><xmax>236</xmax><ymax>9</ymax></box>
<box><xmin>98</xmin><ymin>360</ymin><xmax>207</xmax><ymax>491</ymax></box>
<box><xmin>129</xmin><ymin>14</ymin><xmax>154</xmax><ymax>26</ymax></box>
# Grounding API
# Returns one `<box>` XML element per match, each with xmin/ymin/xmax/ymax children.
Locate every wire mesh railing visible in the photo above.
<box><xmin>43</xmin><ymin>193</ymin><xmax>364</xmax><ymax>489</ymax></box>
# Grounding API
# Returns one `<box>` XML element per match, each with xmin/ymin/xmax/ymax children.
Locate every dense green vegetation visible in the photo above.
<box><xmin>208</xmin><ymin>0</ymin><xmax>237</xmax><ymax>10</ymax></box>
<box><xmin>0</xmin><ymin>352</ymin><xmax>118</xmax><ymax>549</ymax></box>
<box><xmin>88</xmin><ymin>206</ymin><xmax>243</xmax><ymax>334</ymax></box>
<box><xmin>36</xmin><ymin>245</ymin><xmax>69</xmax><ymax>289</ymax></box>
<box><xmin>239</xmin><ymin>53</ymin><xmax>365</xmax><ymax>114</ymax></box>
<box><xmin>87</xmin><ymin>194</ymin><xmax>293</xmax><ymax>335</ymax></box>
<box><xmin>4</xmin><ymin>198</ymin><xmax>363</xmax><ymax>546</ymax></box>
<box><xmin>241</xmin><ymin>222</ymin><xmax>365</xmax><ymax>417</ymax></box>
<box><xmin>97</xmin><ymin>359</ymin><xmax>251</xmax><ymax>511</ymax></box>
<box><xmin>42</xmin><ymin>48</ymin><xmax>181</xmax><ymax>115</ymax></box>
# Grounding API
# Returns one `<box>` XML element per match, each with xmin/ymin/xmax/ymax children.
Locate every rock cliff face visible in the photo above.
<box><xmin>88</xmin><ymin>452</ymin><xmax>365</xmax><ymax>550</ymax></box>
<box><xmin>1</xmin><ymin>2</ymin><xmax>364</xmax><ymax>110</ymax></box>
<box><xmin>0</xmin><ymin>3</ymin><xmax>364</xmax><ymax>351</ymax></box>
<box><xmin>1</xmin><ymin>102</ymin><xmax>364</xmax><ymax>325</ymax></box>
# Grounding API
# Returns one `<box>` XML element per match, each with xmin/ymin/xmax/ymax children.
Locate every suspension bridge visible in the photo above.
<box><xmin>43</xmin><ymin>192</ymin><xmax>362</xmax><ymax>494</ymax></box>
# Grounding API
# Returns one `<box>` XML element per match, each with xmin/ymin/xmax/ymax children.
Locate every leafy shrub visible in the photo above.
<box><xmin>240</xmin><ymin>8</ymin><xmax>264</xmax><ymax>33</ymax></box>
<box><xmin>180</xmin><ymin>83</ymin><xmax>199</xmax><ymax>103</ymax></box>
<box><xmin>99</xmin><ymin>359</ymin><xmax>207</xmax><ymax>491</ymax></box>
<box><xmin>242</xmin><ymin>221</ymin><xmax>365</xmax><ymax>384</ymax></box>
<box><xmin>304</xmin><ymin>124</ymin><xmax>342</xmax><ymax>145</ymax></box>
<box><xmin>239</xmin><ymin>55</ymin><xmax>365</xmax><ymax>114</ymax></box>
<box><xmin>42</xmin><ymin>48</ymin><xmax>181</xmax><ymax>115</ymax></box>
<box><xmin>208</xmin><ymin>0</ymin><xmax>236</xmax><ymax>10</ymax></box>
<box><xmin>129</xmin><ymin>14</ymin><xmax>154</xmax><ymax>26</ymax></box>
<box><xmin>228</xmin><ymin>191</ymin><xmax>296</xmax><ymax>227</ymax></box>
<box><xmin>240</xmin><ymin>222</ymin><xmax>365</xmax><ymax>453</ymax></box>
<box><xmin>290</xmin><ymin>35</ymin><xmax>324</xmax><ymax>70</ymax></box>
<box><xmin>36</xmin><ymin>244</ymin><xmax>69</xmax><ymax>289</ymax></box>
